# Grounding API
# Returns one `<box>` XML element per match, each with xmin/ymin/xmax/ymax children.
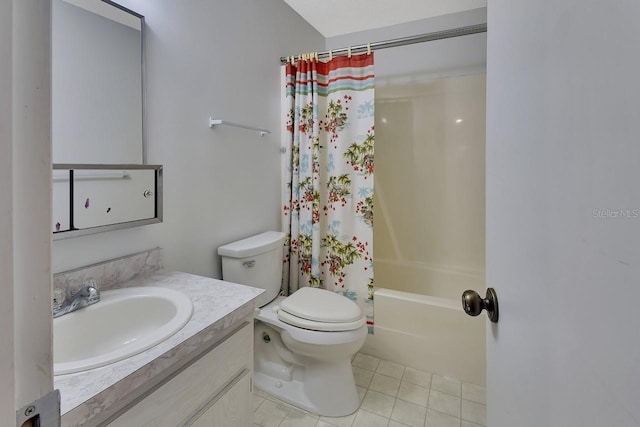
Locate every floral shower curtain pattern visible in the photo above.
<box><xmin>281</xmin><ymin>54</ymin><xmax>375</xmax><ymax>333</ymax></box>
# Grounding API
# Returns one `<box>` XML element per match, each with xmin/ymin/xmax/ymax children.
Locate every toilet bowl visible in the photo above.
<box><xmin>218</xmin><ymin>232</ymin><xmax>367</xmax><ymax>417</ymax></box>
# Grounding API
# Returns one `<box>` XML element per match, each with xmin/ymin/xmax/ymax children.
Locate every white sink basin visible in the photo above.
<box><xmin>54</xmin><ymin>286</ymin><xmax>193</xmax><ymax>375</ymax></box>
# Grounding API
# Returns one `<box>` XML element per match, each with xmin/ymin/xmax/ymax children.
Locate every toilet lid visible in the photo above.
<box><xmin>279</xmin><ymin>287</ymin><xmax>363</xmax><ymax>324</ymax></box>
<box><xmin>277</xmin><ymin>308</ymin><xmax>365</xmax><ymax>332</ymax></box>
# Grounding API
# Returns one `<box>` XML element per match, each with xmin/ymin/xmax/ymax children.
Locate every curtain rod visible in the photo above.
<box><xmin>280</xmin><ymin>23</ymin><xmax>486</xmax><ymax>65</ymax></box>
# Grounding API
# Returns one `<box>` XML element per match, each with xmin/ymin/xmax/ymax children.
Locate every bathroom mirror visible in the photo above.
<box><xmin>51</xmin><ymin>0</ymin><xmax>145</xmax><ymax>164</ymax></box>
<box><xmin>51</xmin><ymin>0</ymin><xmax>156</xmax><ymax>239</ymax></box>
<box><xmin>53</xmin><ymin>164</ymin><xmax>163</xmax><ymax>240</ymax></box>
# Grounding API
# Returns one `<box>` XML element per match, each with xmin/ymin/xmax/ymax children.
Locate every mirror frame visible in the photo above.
<box><xmin>101</xmin><ymin>0</ymin><xmax>147</xmax><ymax>163</ymax></box>
<box><xmin>53</xmin><ymin>164</ymin><xmax>163</xmax><ymax>240</ymax></box>
<box><xmin>109</xmin><ymin>0</ymin><xmax>147</xmax><ymax>163</ymax></box>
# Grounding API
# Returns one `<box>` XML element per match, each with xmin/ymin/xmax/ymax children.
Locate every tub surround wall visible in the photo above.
<box><xmin>374</xmin><ymin>73</ymin><xmax>486</xmax><ymax>295</ymax></box>
<box><xmin>374</xmin><ymin>259</ymin><xmax>484</xmax><ymax>299</ymax></box>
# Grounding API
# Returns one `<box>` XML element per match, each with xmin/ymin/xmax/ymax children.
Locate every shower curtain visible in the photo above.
<box><xmin>281</xmin><ymin>53</ymin><xmax>375</xmax><ymax>333</ymax></box>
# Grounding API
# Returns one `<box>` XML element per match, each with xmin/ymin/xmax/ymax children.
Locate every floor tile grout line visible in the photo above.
<box><xmin>389</xmin><ymin>389</ymin><xmax>400</xmax><ymax>424</ymax></box>
<box><xmin>256</xmin><ymin>388</ymin><xmax>483</xmax><ymax>426</ymax></box>
<box><xmin>255</xmin><ymin>352</ymin><xmax>486</xmax><ymax>427</ymax></box>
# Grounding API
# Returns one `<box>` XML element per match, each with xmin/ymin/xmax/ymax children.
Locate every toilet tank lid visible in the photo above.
<box><xmin>218</xmin><ymin>231</ymin><xmax>286</xmax><ymax>258</ymax></box>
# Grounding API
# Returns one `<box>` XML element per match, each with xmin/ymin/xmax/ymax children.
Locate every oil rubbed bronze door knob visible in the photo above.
<box><xmin>462</xmin><ymin>288</ymin><xmax>499</xmax><ymax>323</ymax></box>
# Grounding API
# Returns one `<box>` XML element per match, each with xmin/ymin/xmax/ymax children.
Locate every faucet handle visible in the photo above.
<box><xmin>82</xmin><ymin>280</ymin><xmax>100</xmax><ymax>302</ymax></box>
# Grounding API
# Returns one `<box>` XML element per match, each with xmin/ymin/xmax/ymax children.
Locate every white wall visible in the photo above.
<box><xmin>0</xmin><ymin>1</ymin><xmax>14</xmax><ymax>421</ymax></box>
<box><xmin>52</xmin><ymin>0</ymin><xmax>324</xmax><ymax>277</ymax></box>
<box><xmin>487</xmin><ymin>1</ymin><xmax>640</xmax><ymax>426</ymax></box>
<box><xmin>326</xmin><ymin>8</ymin><xmax>486</xmax><ymax>80</ymax></box>
<box><xmin>1</xmin><ymin>0</ymin><xmax>53</xmax><ymax>422</ymax></box>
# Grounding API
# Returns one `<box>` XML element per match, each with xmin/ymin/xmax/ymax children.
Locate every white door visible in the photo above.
<box><xmin>485</xmin><ymin>1</ymin><xmax>640</xmax><ymax>426</ymax></box>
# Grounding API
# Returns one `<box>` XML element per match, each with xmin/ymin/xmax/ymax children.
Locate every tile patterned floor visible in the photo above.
<box><xmin>253</xmin><ymin>352</ymin><xmax>487</xmax><ymax>427</ymax></box>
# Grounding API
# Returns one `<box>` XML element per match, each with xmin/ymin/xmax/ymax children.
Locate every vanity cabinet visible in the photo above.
<box><xmin>190</xmin><ymin>373</ymin><xmax>252</xmax><ymax>427</ymax></box>
<box><xmin>108</xmin><ymin>321</ymin><xmax>253</xmax><ymax>427</ymax></box>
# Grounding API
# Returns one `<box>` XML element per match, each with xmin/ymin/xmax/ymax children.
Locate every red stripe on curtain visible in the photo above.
<box><xmin>284</xmin><ymin>53</ymin><xmax>374</xmax><ymax>77</ymax></box>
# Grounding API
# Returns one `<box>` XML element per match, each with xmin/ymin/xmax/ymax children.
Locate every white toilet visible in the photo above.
<box><xmin>218</xmin><ymin>231</ymin><xmax>367</xmax><ymax>417</ymax></box>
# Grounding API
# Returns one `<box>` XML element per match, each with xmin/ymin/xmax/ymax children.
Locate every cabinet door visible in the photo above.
<box><xmin>108</xmin><ymin>322</ymin><xmax>252</xmax><ymax>426</ymax></box>
<box><xmin>189</xmin><ymin>371</ymin><xmax>252</xmax><ymax>427</ymax></box>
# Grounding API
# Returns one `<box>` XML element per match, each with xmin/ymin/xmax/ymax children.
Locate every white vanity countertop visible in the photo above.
<box><xmin>54</xmin><ymin>271</ymin><xmax>263</xmax><ymax>426</ymax></box>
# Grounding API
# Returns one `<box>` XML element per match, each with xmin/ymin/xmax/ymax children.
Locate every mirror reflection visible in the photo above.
<box><xmin>51</xmin><ymin>0</ymin><xmax>145</xmax><ymax>163</ymax></box>
<box><xmin>52</xmin><ymin>170</ymin><xmax>72</xmax><ymax>233</ymax></box>
<box><xmin>53</xmin><ymin>165</ymin><xmax>163</xmax><ymax>239</ymax></box>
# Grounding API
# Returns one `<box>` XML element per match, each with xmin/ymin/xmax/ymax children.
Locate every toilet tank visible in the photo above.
<box><xmin>218</xmin><ymin>231</ymin><xmax>286</xmax><ymax>308</ymax></box>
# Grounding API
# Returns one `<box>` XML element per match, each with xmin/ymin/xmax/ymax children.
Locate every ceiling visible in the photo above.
<box><xmin>282</xmin><ymin>0</ymin><xmax>487</xmax><ymax>38</ymax></box>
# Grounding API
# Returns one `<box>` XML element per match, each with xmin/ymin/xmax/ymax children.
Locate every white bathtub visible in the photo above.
<box><xmin>363</xmin><ymin>259</ymin><xmax>486</xmax><ymax>386</ymax></box>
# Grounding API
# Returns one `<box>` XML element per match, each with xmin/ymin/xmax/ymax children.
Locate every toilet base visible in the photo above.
<box><xmin>254</xmin><ymin>371</ymin><xmax>315</xmax><ymax>413</ymax></box>
<box><xmin>254</xmin><ymin>368</ymin><xmax>361</xmax><ymax>417</ymax></box>
<box><xmin>253</xmin><ymin>298</ymin><xmax>366</xmax><ymax>417</ymax></box>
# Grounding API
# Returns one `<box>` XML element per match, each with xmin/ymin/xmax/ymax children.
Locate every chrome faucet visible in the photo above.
<box><xmin>53</xmin><ymin>281</ymin><xmax>101</xmax><ymax>318</ymax></box>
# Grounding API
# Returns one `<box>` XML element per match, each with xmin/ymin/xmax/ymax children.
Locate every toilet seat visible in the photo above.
<box><xmin>257</xmin><ymin>297</ymin><xmax>367</xmax><ymax>345</ymax></box>
<box><xmin>277</xmin><ymin>287</ymin><xmax>365</xmax><ymax>332</ymax></box>
<box><xmin>277</xmin><ymin>309</ymin><xmax>365</xmax><ymax>332</ymax></box>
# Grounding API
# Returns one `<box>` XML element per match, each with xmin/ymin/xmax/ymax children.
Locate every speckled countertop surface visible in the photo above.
<box><xmin>55</xmin><ymin>271</ymin><xmax>262</xmax><ymax>426</ymax></box>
